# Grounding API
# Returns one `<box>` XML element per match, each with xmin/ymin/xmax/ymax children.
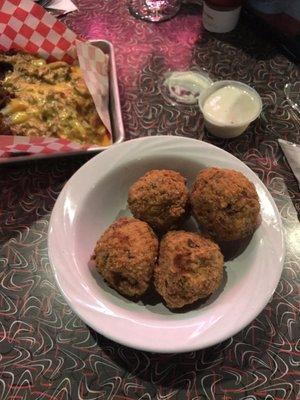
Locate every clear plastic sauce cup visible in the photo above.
<box><xmin>198</xmin><ymin>80</ymin><xmax>262</xmax><ymax>138</ymax></box>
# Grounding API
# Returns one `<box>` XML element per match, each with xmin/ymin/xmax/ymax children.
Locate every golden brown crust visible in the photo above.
<box><xmin>154</xmin><ymin>230</ymin><xmax>224</xmax><ymax>309</ymax></box>
<box><xmin>190</xmin><ymin>167</ymin><xmax>260</xmax><ymax>242</ymax></box>
<box><xmin>93</xmin><ymin>217</ymin><xmax>158</xmax><ymax>297</ymax></box>
<box><xmin>128</xmin><ymin>169</ymin><xmax>189</xmax><ymax>232</ymax></box>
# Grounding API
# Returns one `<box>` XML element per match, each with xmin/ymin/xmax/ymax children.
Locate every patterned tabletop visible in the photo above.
<box><xmin>0</xmin><ymin>1</ymin><xmax>299</xmax><ymax>399</ymax></box>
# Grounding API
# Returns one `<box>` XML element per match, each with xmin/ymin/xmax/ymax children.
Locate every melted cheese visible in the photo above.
<box><xmin>0</xmin><ymin>53</ymin><xmax>111</xmax><ymax>146</ymax></box>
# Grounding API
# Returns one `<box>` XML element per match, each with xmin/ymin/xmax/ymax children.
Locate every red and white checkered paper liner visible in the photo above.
<box><xmin>0</xmin><ymin>135</ymin><xmax>101</xmax><ymax>158</ymax></box>
<box><xmin>76</xmin><ymin>40</ymin><xmax>111</xmax><ymax>134</ymax></box>
<box><xmin>0</xmin><ymin>0</ymin><xmax>111</xmax><ymax>159</ymax></box>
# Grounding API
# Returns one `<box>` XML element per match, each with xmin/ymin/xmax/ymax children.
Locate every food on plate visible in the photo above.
<box><xmin>190</xmin><ymin>167</ymin><xmax>260</xmax><ymax>242</ymax></box>
<box><xmin>0</xmin><ymin>51</ymin><xmax>110</xmax><ymax>145</ymax></box>
<box><xmin>93</xmin><ymin>217</ymin><xmax>158</xmax><ymax>297</ymax></box>
<box><xmin>154</xmin><ymin>230</ymin><xmax>224</xmax><ymax>309</ymax></box>
<box><xmin>128</xmin><ymin>169</ymin><xmax>189</xmax><ymax>232</ymax></box>
<box><xmin>92</xmin><ymin>166</ymin><xmax>260</xmax><ymax>310</ymax></box>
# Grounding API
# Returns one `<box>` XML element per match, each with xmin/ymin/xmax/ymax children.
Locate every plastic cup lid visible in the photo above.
<box><xmin>162</xmin><ymin>70</ymin><xmax>213</xmax><ymax>105</ymax></box>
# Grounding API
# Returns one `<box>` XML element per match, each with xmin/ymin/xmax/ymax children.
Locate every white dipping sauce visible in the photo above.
<box><xmin>203</xmin><ymin>85</ymin><xmax>260</xmax><ymax>125</ymax></box>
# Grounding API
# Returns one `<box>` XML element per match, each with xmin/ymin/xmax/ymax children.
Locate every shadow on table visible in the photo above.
<box><xmin>181</xmin><ymin>0</ymin><xmax>290</xmax><ymax>65</ymax></box>
<box><xmin>196</xmin><ymin>11</ymin><xmax>282</xmax><ymax>63</ymax></box>
<box><xmin>88</xmin><ymin>307</ymin><xmax>279</xmax><ymax>395</ymax></box>
<box><xmin>208</xmin><ymin>20</ymin><xmax>279</xmax><ymax>61</ymax></box>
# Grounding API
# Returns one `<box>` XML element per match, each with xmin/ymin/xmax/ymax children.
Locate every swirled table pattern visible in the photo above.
<box><xmin>0</xmin><ymin>1</ymin><xmax>299</xmax><ymax>399</ymax></box>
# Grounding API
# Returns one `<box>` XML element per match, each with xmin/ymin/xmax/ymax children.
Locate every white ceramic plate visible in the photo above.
<box><xmin>48</xmin><ymin>136</ymin><xmax>285</xmax><ymax>353</ymax></box>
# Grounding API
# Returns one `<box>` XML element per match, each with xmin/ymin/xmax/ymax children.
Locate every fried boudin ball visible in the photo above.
<box><xmin>190</xmin><ymin>168</ymin><xmax>260</xmax><ymax>242</ymax></box>
<box><xmin>154</xmin><ymin>231</ymin><xmax>224</xmax><ymax>309</ymax></box>
<box><xmin>93</xmin><ymin>217</ymin><xmax>158</xmax><ymax>297</ymax></box>
<box><xmin>128</xmin><ymin>169</ymin><xmax>189</xmax><ymax>232</ymax></box>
